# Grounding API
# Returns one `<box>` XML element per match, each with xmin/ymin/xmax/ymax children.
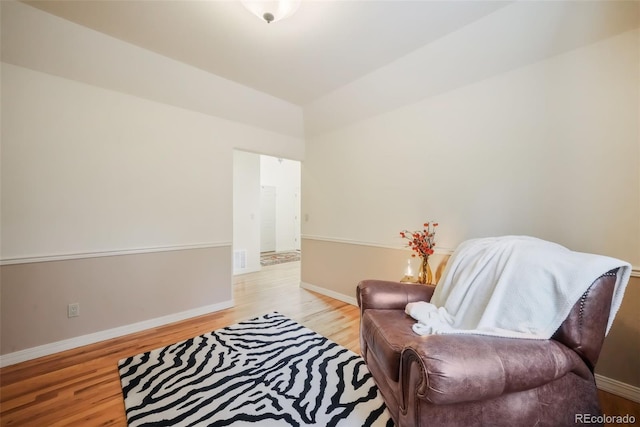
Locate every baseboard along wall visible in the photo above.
<box><xmin>595</xmin><ymin>374</ymin><xmax>640</xmax><ymax>403</ymax></box>
<box><xmin>299</xmin><ymin>281</ymin><xmax>358</xmax><ymax>306</ymax></box>
<box><xmin>3</xmin><ymin>278</ymin><xmax>639</xmax><ymax>405</ymax></box>
<box><xmin>0</xmin><ymin>300</ymin><xmax>234</xmax><ymax>368</ymax></box>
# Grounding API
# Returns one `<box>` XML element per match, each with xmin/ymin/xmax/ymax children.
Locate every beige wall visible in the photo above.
<box><xmin>303</xmin><ymin>29</ymin><xmax>639</xmax><ymax>262</ymax></box>
<box><xmin>597</xmin><ymin>276</ymin><xmax>640</xmax><ymax>387</ymax></box>
<box><xmin>301</xmin><ymin>26</ymin><xmax>638</xmax><ymax>391</ymax></box>
<box><xmin>301</xmin><ymin>238</ymin><xmax>450</xmax><ymax>301</ymax></box>
<box><xmin>302</xmin><ymin>239</ymin><xmax>639</xmax><ymax>388</ymax></box>
<box><xmin>0</xmin><ymin>247</ymin><xmax>232</xmax><ymax>355</ymax></box>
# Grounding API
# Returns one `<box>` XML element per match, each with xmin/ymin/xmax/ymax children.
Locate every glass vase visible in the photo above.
<box><xmin>417</xmin><ymin>257</ymin><xmax>433</xmax><ymax>284</ymax></box>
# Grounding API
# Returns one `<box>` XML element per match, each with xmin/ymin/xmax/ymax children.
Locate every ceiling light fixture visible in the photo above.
<box><xmin>241</xmin><ymin>0</ymin><xmax>301</xmax><ymax>24</ymax></box>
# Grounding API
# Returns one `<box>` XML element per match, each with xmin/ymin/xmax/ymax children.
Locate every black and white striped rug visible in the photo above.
<box><xmin>118</xmin><ymin>312</ymin><xmax>392</xmax><ymax>426</ymax></box>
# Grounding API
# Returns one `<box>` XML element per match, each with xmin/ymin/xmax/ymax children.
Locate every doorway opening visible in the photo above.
<box><xmin>232</xmin><ymin>151</ymin><xmax>301</xmax><ymax>275</ymax></box>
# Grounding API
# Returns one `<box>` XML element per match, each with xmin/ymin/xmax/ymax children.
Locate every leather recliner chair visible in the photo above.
<box><xmin>357</xmin><ymin>269</ymin><xmax>619</xmax><ymax>427</ymax></box>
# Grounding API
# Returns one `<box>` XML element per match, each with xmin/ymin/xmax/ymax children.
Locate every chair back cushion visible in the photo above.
<box><xmin>551</xmin><ymin>269</ymin><xmax>617</xmax><ymax>370</ymax></box>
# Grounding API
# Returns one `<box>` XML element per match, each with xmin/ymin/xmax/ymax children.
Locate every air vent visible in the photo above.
<box><xmin>234</xmin><ymin>250</ymin><xmax>247</xmax><ymax>273</ymax></box>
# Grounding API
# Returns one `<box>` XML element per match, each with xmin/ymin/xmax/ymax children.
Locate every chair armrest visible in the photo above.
<box><xmin>401</xmin><ymin>334</ymin><xmax>591</xmax><ymax>405</ymax></box>
<box><xmin>357</xmin><ymin>280</ymin><xmax>435</xmax><ymax>311</ymax></box>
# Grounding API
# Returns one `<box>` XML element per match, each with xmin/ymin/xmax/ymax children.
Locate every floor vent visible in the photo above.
<box><xmin>233</xmin><ymin>250</ymin><xmax>247</xmax><ymax>272</ymax></box>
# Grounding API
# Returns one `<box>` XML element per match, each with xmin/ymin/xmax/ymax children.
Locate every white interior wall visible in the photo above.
<box><xmin>233</xmin><ymin>151</ymin><xmax>261</xmax><ymax>274</ymax></box>
<box><xmin>0</xmin><ymin>1</ymin><xmax>304</xmax><ymax>262</ymax></box>
<box><xmin>261</xmin><ymin>156</ymin><xmax>301</xmax><ymax>252</ymax></box>
<box><xmin>0</xmin><ymin>1</ymin><xmax>305</xmax><ymax>358</ymax></box>
<box><xmin>0</xmin><ymin>63</ymin><xmax>304</xmax><ymax>261</ymax></box>
<box><xmin>303</xmin><ymin>28</ymin><xmax>639</xmax><ymax>266</ymax></box>
<box><xmin>1</xmin><ymin>63</ymin><xmax>230</xmax><ymax>258</ymax></box>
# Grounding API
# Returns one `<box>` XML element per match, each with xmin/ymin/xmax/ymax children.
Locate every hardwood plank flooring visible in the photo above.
<box><xmin>1</xmin><ymin>261</ymin><xmax>637</xmax><ymax>426</ymax></box>
<box><xmin>598</xmin><ymin>390</ymin><xmax>640</xmax><ymax>427</ymax></box>
<box><xmin>0</xmin><ymin>261</ymin><xmax>359</xmax><ymax>426</ymax></box>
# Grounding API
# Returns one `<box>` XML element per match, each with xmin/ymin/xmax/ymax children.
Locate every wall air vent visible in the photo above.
<box><xmin>233</xmin><ymin>249</ymin><xmax>247</xmax><ymax>273</ymax></box>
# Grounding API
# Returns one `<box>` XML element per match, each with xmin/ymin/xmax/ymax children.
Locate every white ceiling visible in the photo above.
<box><xmin>24</xmin><ymin>0</ymin><xmax>511</xmax><ymax>106</ymax></box>
<box><xmin>20</xmin><ymin>0</ymin><xmax>640</xmax><ymax>114</ymax></box>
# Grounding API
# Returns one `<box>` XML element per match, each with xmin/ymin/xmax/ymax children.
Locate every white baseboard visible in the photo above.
<box><xmin>595</xmin><ymin>373</ymin><xmax>640</xmax><ymax>403</ymax></box>
<box><xmin>4</xmin><ymin>292</ymin><xmax>637</xmax><ymax>405</ymax></box>
<box><xmin>300</xmin><ymin>281</ymin><xmax>358</xmax><ymax>306</ymax></box>
<box><xmin>0</xmin><ymin>299</ymin><xmax>234</xmax><ymax>368</ymax></box>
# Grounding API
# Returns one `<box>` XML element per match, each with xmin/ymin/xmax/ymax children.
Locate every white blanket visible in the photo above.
<box><xmin>406</xmin><ymin>236</ymin><xmax>631</xmax><ymax>339</ymax></box>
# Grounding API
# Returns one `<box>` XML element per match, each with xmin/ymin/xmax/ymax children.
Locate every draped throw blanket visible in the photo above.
<box><xmin>405</xmin><ymin>236</ymin><xmax>631</xmax><ymax>339</ymax></box>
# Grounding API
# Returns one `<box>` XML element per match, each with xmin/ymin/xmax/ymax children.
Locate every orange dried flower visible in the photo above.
<box><xmin>400</xmin><ymin>221</ymin><xmax>438</xmax><ymax>259</ymax></box>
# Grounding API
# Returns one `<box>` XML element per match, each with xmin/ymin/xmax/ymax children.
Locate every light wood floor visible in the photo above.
<box><xmin>0</xmin><ymin>261</ymin><xmax>637</xmax><ymax>426</ymax></box>
<box><xmin>0</xmin><ymin>261</ymin><xmax>359</xmax><ymax>426</ymax></box>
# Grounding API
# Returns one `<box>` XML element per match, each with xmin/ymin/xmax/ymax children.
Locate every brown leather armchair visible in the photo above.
<box><xmin>357</xmin><ymin>269</ymin><xmax>619</xmax><ymax>427</ymax></box>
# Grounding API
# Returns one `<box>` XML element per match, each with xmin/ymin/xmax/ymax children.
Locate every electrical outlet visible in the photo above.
<box><xmin>68</xmin><ymin>303</ymin><xmax>80</xmax><ymax>318</ymax></box>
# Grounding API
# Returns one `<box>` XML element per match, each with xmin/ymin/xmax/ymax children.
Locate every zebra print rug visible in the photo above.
<box><xmin>118</xmin><ymin>312</ymin><xmax>392</xmax><ymax>426</ymax></box>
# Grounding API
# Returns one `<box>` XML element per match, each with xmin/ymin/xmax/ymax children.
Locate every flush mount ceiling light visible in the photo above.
<box><xmin>241</xmin><ymin>0</ymin><xmax>301</xmax><ymax>24</ymax></box>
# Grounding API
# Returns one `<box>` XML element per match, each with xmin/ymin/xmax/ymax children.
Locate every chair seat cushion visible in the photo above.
<box><xmin>361</xmin><ymin>309</ymin><xmax>419</xmax><ymax>382</ymax></box>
